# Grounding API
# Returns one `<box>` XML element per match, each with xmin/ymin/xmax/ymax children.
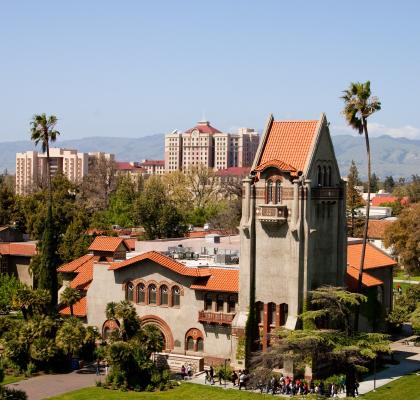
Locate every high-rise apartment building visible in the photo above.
<box><xmin>164</xmin><ymin>120</ymin><xmax>259</xmax><ymax>172</ymax></box>
<box><xmin>15</xmin><ymin>148</ymin><xmax>114</xmax><ymax>195</ymax></box>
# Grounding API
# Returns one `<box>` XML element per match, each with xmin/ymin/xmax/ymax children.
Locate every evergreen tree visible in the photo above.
<box><xmin>346</xmin><ymin>161</ymin><xmax>364</xmax><ymax>237</ymax></box>
<box><xmin>106</xmin><ymin>176</ymin><xmax>137</xmax><ymax>227</ymax></box>
<box><xmin>0</xmin><ymin>183</ymin><xmax>15</xmax><ymax>225</ymax></box>
<box><xmin>37</xmin><ymin>204</ymin><xmax>59</xmax><ymax>308</ymax></box>
<box><xmin>370</xmin><ymin>172</ymin><xmax>379</xmax><ymax>193</ymax></box>
<box><xmin>384</xmin><ymin>175</ymin><xmax>395</xmax><ymax>193</ymax></box>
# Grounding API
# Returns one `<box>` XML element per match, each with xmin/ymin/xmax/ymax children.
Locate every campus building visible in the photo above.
<box><xmin>164</xmin><ymin>120</ymin><xmax>259</xmax><ymax>172</ymax></box>
<box><xmin>15</xmin><ymin>148</ymin><xmax>114</xmax><ymax>195</ymax></box>
<box><xmin>58</xmin><ymin>113</ymin><xmax>395</xmax><ymax>370</ymax></box>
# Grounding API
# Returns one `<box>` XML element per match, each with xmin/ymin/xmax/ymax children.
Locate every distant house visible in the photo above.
<box><xmin>0</xmin><ymin>241</ymin><xmax>37</xmax><ymax>286</ymax></box>
<box><xmin>371</xmin><ymin>194</ymin><xmax>409</xmax><ymax>207</ymax></box>
<box><xmin>367</xmin><ymin>219</ymin><xmax>395</xmax><ymax>255</ymax></box>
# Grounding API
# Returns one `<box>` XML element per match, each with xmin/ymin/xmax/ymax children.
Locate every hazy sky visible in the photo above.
<box><xmin>1</xmin><ymin>1</ymin><xmax>420</xmax><ymax>141</ymax></box>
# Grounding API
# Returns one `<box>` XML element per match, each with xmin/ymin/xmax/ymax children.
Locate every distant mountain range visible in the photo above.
<box><xmin>1</xmin><ymin>134</ymin><xmax>419</xmax><ymax>179</ymax></box>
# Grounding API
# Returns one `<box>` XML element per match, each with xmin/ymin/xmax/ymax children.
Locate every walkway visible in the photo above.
<box><xmin>5</xmin><ymin>364</ymin><xmax>103</xmax><ymax>400</ymax></box>
<box><xmin>394</xmin><ymin>279</ymin><xmax>419</xmax><ymax>285</ymax></box>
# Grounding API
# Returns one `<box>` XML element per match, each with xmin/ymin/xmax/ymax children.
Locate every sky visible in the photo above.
<box><xmin>1</xmin><ymin>0</ymin><xmax>420</xmax><ymax>142</ymax></box>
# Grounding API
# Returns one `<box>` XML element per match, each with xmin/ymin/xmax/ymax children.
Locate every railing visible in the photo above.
<box><xmin>256</xmin><ymin>204</ymin><xmax>288</xmax><ymax>223</ymax></box>
<box><xmin>198</xmin><ymin>311</ymin><xmax>235</xmax><ymax>325</ymax></box>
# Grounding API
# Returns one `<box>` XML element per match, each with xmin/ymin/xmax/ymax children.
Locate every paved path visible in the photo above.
<box><xmin>394</xmin><ymin>279</ymin><xmax>419</xmax><ymax>285</ymax></box>
<box><xmin>6</xmin><ymin>364</ymin><xmax>103</xmax><ymax>400</ymax></box>
<box><xmin>338</xmin><ymin>337</ymin><xmax>420</xmax><ymax>397</ymax></box>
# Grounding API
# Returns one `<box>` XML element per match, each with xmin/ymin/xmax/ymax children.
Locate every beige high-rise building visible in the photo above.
<box><xmin>164</xmin><ymin>120</ymin><xmax>259</xmax><ymax>172</ymax></box>
<box><xmin>15</xmin><ymin>148</ymin><xmax>114</xmax><ymax>195</ymax></box>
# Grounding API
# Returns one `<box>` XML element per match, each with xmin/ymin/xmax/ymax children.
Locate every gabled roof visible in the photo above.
<box><xmin>0</xmin><ymin>242</ymin><xmax>37</xmax><ymax>257</ymax></box>
<box><xmin>346</xmin><ymin>266</ymin><xmax>384</xmax><ymax>291</ymax></box>
<box><xmin>60</xmin><ymin>296</ymin><xmax>87</xmax><ymax>317</ymax></box>
<box><xmin>347</xmin><ymin>242</ymin><xmax>397</xmax><ymax>270</ymax></box>
<box><xmin>69</xmin><ymin>256</ymin><xmax>101</xmax><ymax>289</ymax></box>
<box><xmin>108</xmin><ymin>251</ymin><xmax>212</xmax><ymax>277</ymax></box>
<box><xmin>185</xmin><ymin>120</ymin><xmax>221</xmax><ymax>134</ymax></box>
<box><xmin>191</xmin><ymin>268</ymin><xmax>239</xmax><ymax>293</ymax></box>
<box><xmin>371</xmin><ymin>196</ymin><xmax>409</xmax><ymax>206</ymax></box>
<box><xmin>57</xmin><ymin>254</ymin><xmax>96</xmax><ymax>273</ymax></box>
<box><xmin>88</xmin><ymin>236</ymin><xmax>130</xmax><ymax>252</ymax></box>
<box><xmin>253</xmin><ymin>117</ymin><xmax>320</xmax><ymax>173</ymax></box>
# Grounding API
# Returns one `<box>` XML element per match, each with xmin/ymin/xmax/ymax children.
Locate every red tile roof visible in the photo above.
<box><xmin>0</xmin><ymin>242</ymin><xmax>37</xmax><ymax>257</ymax></box>
<box><xmin>108</xmin><ymin>251</ymin><xmax>212</xmax><ymax>277</ymax></box>
<box><xmin>346</xmin><ymin>266</ymin><xmax>384</xmax><ymax>291</ymax></box>
<box><xmin>88</xmin><ymin>236</ymin><xmax>130</xmax><ymax>252</ymax></box>
<box><xmin>116</xmin><ymin>162</ymin><xmax>145</xmax><ymax>172</ymax></box>
<box><xmin>367</xmin><ymin>220</ymin><xmax>394</xmax><ymax>239</ymax></box>
<box><xmin>124</xmin><ymin>238</ymin><xmax>136</xmax><ymax>251</ymax></box>
<box><xmin>70</xmin><ymin>256</ymin><xmax>101</xmax><ymax>289</ymax></box>
<box><xmin>185</xmin><ymin>121</ymin><xmax>221</xmax><ymax>134</ymax></box>
<box><xmin>140</xmin><ymin>160</ymin><xmax>165</xmax><ymax>166</ymax></box>
<box><xmin>371</xmin><ymin>196</ymin><xmax>409</xmax><ymax>206</ymax></box>
<box><xmin>60</xmin><ymin>296</ymin><xmax>87</xmax><ymax>317</ymax></box>
<box><xmin>254</xmin><ymin>159</ymin><xmax>297</xmax><ymax>174</ymax></box>
<box><xmin>191</xmin><ymin>268</ymin><xmax>239</xmax><ymax>293</ymax></box>
<box><xmin>347</xmin><ymin>242</ymin><xmax>397</xmax><ymax>270</ymax></box>
<box><xmin>258</xmin><ymin>120</ymin><xmax>319</xmax><ymax>173</ymax></box>
<box><xmin>57</xmin><ymin>254</ymin><xmax>96</xmax><ymax>273</ymax></box>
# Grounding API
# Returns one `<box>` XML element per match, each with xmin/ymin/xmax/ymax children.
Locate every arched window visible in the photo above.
<box><xmin>125</xmin><ymin>282</ymin><xmax>134</xmax><ymax>301</ymax></box>
<box><xmin>148</xmin><ymin>284</ymin><xmax>157</xmax><ymax>305</ymax></box>
<box><xmin>186</xmin><ymin>336</ymin><xmax>194</xmax><ymax>351</ymax></box>
<box><xmin>323</xmin><ymin>166</ymin><xmax>327</xmax><ymax>186</ymax></box>
<box><xmin>196</xmin><ymin>337</ymin><xmax>204</xmax><ymax>352</ymax></box>
<box><xmin>172</xmin><ymin>286</ymin><xmax>180</xmax><ymax>307</ymax></box>
<box><xmin>228</xmin><ymin>296</ymin><xmax>236</xmax><ymax>313</ymax></box>
<box><xmin>267</xmin><ymin>180</ymin><xmax>273</xmax><ymax>203</ymax></box>
<box><xmin>204</xmin><ymin>294</ymin><xmax>212</xmax><ymax>311</ymax></box>
<box><xmin>256</xmin><ymin>301</ymin><xmax>264</xmax><ymax>324</ymax></box>
<box><xmin>137</xmin><ymin>283</ymin><xmax>145</xmax><ymax>304</ymax></box>
<box><xmin>217</xmin><ymin>295</ymin><xmax>224</xmax><ymax>312</ymax></box>
<box><xmin>317</xmin><ymin>166</ymin><xmax>322</xmax><ymax>186</ymax></box>
<box><xmin>160</xmin><ymin>285</ymin><xmax>168</xmax><ymax>305</ymax></box>
<box><xmin>267</xmin><ymin>302</ymin><xmax>276</xmax><ymax>326</ymax></box>
<box><xmin>275</xmin><ymin>181</ymin><xmax>281</xmax><ymax>203</ymax></box>
<box><xmin>328</xmin><ymin>166</ymin><xmax>332</xmax><ymax>186</ymax></box>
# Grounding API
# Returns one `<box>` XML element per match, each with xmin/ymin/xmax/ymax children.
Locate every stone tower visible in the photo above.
<box><xmin>232</xmin><ymin>113</ymin><xmax>346</xmax><ymax>354</ymax></box>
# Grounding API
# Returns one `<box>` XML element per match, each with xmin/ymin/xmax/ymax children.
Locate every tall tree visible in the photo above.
<box><xmin>133</xmin><ymin>176</ymin><xmax>186</xmax><ymax>239</ymax></box>
<box><xmin>370</xmin><ymin>172</ymin><xmax>379</xmax><ymax>193</ymax></box>
<box><xmin>384</xmin><ymin>175</ymin><xmax>395</xmax><ymax>193</ymax></box>
<box><xmin>30</xmin><ymin>114</ymin><xmax>61</xmax><ymax>309</ymax></box>
<box><xmin>346</xmin><ymin>161</ymin><xmax>364</xmax><ymax>237</ymax></box>
<box><xmin>30</xmin><ymin>114</ymin><xmax>60</xmax><ymax>192</ymax></box>
<box><xmin>384</xmin><ymin>203</ymin><xmax>420</xmax><ymax>274</ymax></box>
<box><xmin>0</xmin><ymin>183</ymin><xmax>15</xmax><ymax>226</ymax></box>
<box><xmin>341</xmin><ymin>81</ymin><xmax>381</xmax><ymax>330</ymax></box>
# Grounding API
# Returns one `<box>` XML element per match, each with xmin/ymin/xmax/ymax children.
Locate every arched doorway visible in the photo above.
<box><xmin>140</xmin><ymin>315</ymin><xmax>174</xmax><ymax>351</ymax></box>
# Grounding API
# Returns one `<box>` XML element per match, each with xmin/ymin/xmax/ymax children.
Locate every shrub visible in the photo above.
<box><xmin>25</xmin><ymin>362</ymin><xmax>36</xmax><ymax>377</ymax></box>
<box><xmin>214</xmin><ymin>363</ymin><xmax>234</xmax><ymax>381</ymax></box>
<box><xmin>0</xmin><ymin>387</ymin><xmax>28</xmax><ymax>399</ymax></box>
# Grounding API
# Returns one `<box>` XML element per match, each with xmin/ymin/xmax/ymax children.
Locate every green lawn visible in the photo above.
<box><xmin>394</xmin><ymin>272</ymin><xmax>420</xmax><ymax>282</ymax></box>
<box><xmin>1</xmin><ymin>374</ymin><xmax>25</xmax><ymax>385</ymax></box>
<box><xmin>47</xmin><ymin>383</ymin><xmax>272</xmax><ymax>400</ymax></box>
<box><xmin>360</xmin><ymin>372</ymin><xmax>420</xmax><ymax>400</ymax></box>
<box><xmin>45</xmin><ymin>373</ymin><xmax>420</xmax><ymax>399</ymax></box>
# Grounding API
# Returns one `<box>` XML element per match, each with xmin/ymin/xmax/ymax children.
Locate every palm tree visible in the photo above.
<box><xmin>341</xmin><ymin>81</ymin><xmax>381</xmax><ymax>330</ymax></box>
<box><xmin>30</xmin><ymin>114</ymin><xmax>60</xmax><ymax>192</ymax></box>
<box><xmin>60</xmin><ymin>287</ymin><xmax>82</xmax><ymax>317</ymax></box>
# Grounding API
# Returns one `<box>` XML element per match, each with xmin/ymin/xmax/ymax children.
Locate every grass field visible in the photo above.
<box><xmin>394</xmin><ymin>272</ymin><xmax>420</xmax><ymax>282</ymax></box>
<box><xmin>360</xmin><ymin>372</ymin><xmax>420</xmax><ymax>400</ymax></box>
<box><xmin>1</xmin><ymin>374</ymin><xmax>25</xmax><ymax>385</ymax></box>
<box><xmin>46</xmin><ymin>373</ymin><xmax>420</xmax><ymax>400</ymax></box>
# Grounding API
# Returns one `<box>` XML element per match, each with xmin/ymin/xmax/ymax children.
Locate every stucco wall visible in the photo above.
<box><xmin>87</xmin><ymin>260</ymin><xmax>233</xmax><ymax>359</ymax></box>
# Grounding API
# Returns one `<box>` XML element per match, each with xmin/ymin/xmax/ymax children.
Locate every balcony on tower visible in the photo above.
<box><xmin>198</xmin><ymin>310</ymin><xmax>235</xmax><ymax>325</ymax></box>
<box><xmin>256</xmin><ymin>204</ymin><xmax>288</xmax><ymax>223</ymax></box>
